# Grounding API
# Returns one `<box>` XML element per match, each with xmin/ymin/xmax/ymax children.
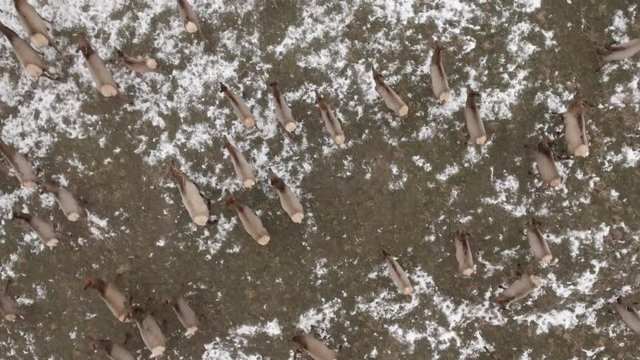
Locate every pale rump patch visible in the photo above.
<box><xmin>243</xmin><ymin>117</ymin><xmax>256</xmax><ymax>128</ymax></box>
<box><xmin>462</xmin><ymin>268</ymin><xmax>475</xmax><ymax>276</ymax></box>
<box><xmin>291</xmin><ymin>212</ymin><xmax>304</xmax><ymax>223</ymax></box>
<box><xmin>530</xmin><ymin>275</ymin><xmax>542</xmax><ymax>287</ymax></box>
<box><xmin>185</xmin><ymin>326</ymin><xmax>198</xmax><ymax>337</ymax></box>
<box><xmin>25</xmin><ymin>64</ymin><xmax>43</xmax><ymax>77</ymax></box>
<box><xmin>541</xmin><ymin>254</ymin><xmax>553</xmax><ymax>264</ymax></box>
<box><xmin>150</xmin><ymin>346</ymin><xmax>166</xmax><ymax>358</ymax></box>
<box><xmin>574</xmin><ymin>144</ymin><xmax>589</xmax><ymax>157</ymax></box>
<box><xmin>145</xmin><ymin>59</ymin><xmax>158</xmax><ymax>69</ymax></box>
<box><xmin>22</xmin><ymin>180</ymin><xmax>37</xmax><ymax>189</ymax></box>
<box><xmin>475</xmin><ymin>135</ymin><xmax>487</xmax><ymax>145</ymax></box>
<box><xmin>438</xmin><ymin>90</ymin><xmax>450</xmax><ymax>103</ymax></box>
<box><xmin>193</xmin><ymin>215</ymin><xmax>209</xmax><ymax>226</ymax></box>
<box><xmin>100</xmin><ymin>84</ymin><xmax>118</xmax><ymax>97</ymax></box>
<box><xmin>243</xmin><ymin>179</ymin><xmax>256</xmax><ymax>188</ymax></box>
<box><xmin>397</xmin><ymin>104</ymin><xmax>409</xmax><ymax>117</ymax></box>
<box><xmin>46</xmin><ymin>238</ymin><xmax>59</xmax><ymax>247</ymax></box>
<box><xmin>185</xmin><ymin>21</ymin><xmax>198</xmax><ymax>33</ymax></box>
<box><xmin>403</xmin><ymin>286</ymin><xmax>413</xmax><ymax>295</ymax></box>
<box><xmin>285</xmin><ymin>122</ymin><xmax>297</xmax><ymax>132</ymax></box>
<box><xmin>550</xmin><ymin>178</ymin><xmax>562</xmax><ymax>188</ymax></box>
<box><xmin>67</xmin><ymin>212</ymin><xmax>81</xmax><ymax>222</ymax></box>
<box><xmin>334</xmin><ymin>134</ymin><xmax>345</xmax><ymax>145</ymax></box>
<box><xmin>257</xmin><ymin>235</ymin><xmax>270</xmax><ymax>246</ymax></box>
<box><xmin>4</xmin><ymin>314</ymin><xmax>16</xmax><ymax>321</ymax></box>
<box><xmin>30</xmin><ymin>33</ymin><xmax>49</xmax><ymax>48</ymax></box>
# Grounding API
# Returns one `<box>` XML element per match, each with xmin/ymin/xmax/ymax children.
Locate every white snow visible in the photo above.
<box><xmin>0</xmin><ymin>0</ymin><xmax>637</xmax><ymax>358</ymax></box>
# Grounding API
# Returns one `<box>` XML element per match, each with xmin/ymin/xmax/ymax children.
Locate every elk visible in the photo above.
<box><xmin>454</xmin><ymin>229</ymin><xmax>474</xmax><ymax>276</ymax></box>
<box><xmin>291</xmin><ymin>333</ymin><xmax>338</xmax><ymax>360</ymax></box>
<box><xmin>83</xmin><ymin>277</ymin><xmax>132</xmax><ymax>322</ymax></box>
<box><xmin>167</xmin><ymin>161</ymin><xmax>210</xmax><ymax>226</ymax></box>
<box><xmin>268</xmin><ymin>169</ymin><xmax>304</xmax><ymax>223</ymax></box>
<box><xmin>225</xmin><ymin>191</ymin><xmax>270</xmax><ymax>245</ymax></box>
<box><xmin>430</xmin><ymin>41</ymin><xmax>450</xmax><ymax>103</ymax></box>
<box><xmin>464</xmin><ymin>85</ymin><xmax>486</xmax><ymax>145</ymax></box>
<box><xmin>372</xmin><ymin>69</ymin><xmax>408</xmax><ymax>117</ymax></box>
<box><xmin>0</xmin><ymin>141</ymin><xmax>38</xmax><ymax>189</ymax></box>
<box><xmin>0</xmin><ymin>20</ymin><xmax>56</xmax><ymax>79</ymax></box>
<box><xmin>76</xmin><ymin>32</ymin><xmax>120</xmax><ymax>98</ymax></box>
<box><xmin>315</xmin><ymin>90</ymin><xmax>345</xmax><ymax>145</ymax></box>
<box><xmin>382</xmin><ymin>249</ymin><xmax>413</xmax><ymax>295</ymax></box>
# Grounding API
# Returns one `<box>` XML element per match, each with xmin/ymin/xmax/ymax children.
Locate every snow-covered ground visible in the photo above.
<box><xmin>0</xmin><ymin>0</ymin><xmax>639</xmax><ymax>359</ymax></box>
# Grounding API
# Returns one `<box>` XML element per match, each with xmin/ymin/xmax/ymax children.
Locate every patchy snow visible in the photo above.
<box><xmin>312</xmin><ymin>257</ymin><xmax>329</xmax><ymax>285</ymax></box>
<box><xmin>388</xmin><ymin>164</ymin><xmax>409</xmax><ymax>190</ymax></box>
<box><xmin>620</xmin><ymin>145</ymin><xmax>640</xmax><ymax>167</ymax></box>
<box><xmin>607</xmin><ymin>10</ymin><xmax>630</xmax><ymax>39</ymax></box>
<box><xmin>0</xmin><ymin>0</ymin><xmax>638</xmax><ymax>359</ymax></box>
<box><xmin>296</xmin><ymin>298</ymin><xmax>342</xmax><ymax>337</ymax></box>
<box><xmin>436</xmin><ymin>164</ymin><xmax>460</xmax><ymax>182</ymax></box>
<box><xmin>482</xmin><ymin>172</ymin><xmax>527</xmax><ymax>217</ymax></box>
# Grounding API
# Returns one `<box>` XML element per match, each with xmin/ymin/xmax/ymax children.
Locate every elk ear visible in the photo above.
<box><xmin>82</xmin><ymin>279</ymin><xmax>92</xmax><ymax>290</ymax></box>
<box><xmin>86</xmin><ymin>341</ymin><xmax>96</xmax><ymax>350</ymax></box>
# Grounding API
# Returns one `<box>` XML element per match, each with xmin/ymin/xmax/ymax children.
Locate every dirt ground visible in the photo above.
<box><xmin>0</xmin><ymin>0</ymin><xmax>639</xmax><ymax>359</ymax></box>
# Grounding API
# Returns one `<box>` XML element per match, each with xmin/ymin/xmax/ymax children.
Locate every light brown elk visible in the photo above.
<box><xmin>454</xmin><ymin>229</ymin><xmax>474</xmax><ymax>276</ymax></box>
<box><xmin>83</xmin><ymin>277</ymin><xmax>131</xmax><ymax>322</ymax></box>
<box><xmin>0</xmin><ymin>279</ymin><xmax>21</xmax><ymax>322</ymax></box>
<box><xmin>131</xmin><ymin>305</ymin><xmax>166</xmax><ymax>358</ymax></box>
<box><xmin>496</xmin><ymin>265</ymin><xmax>542</xmax><ymax>307</ymax></box>
<box><xmin>563</xmin><ymin>98</ymin><xmax>592</xmax><ymax>157</ymax></box>
<box><xmin>223</xmin><ymin>136</ymin><xmax>256</xmax><ymax>188</ymax></box>
<box><xmin>88</xmin><ymin>336</ymin><xmax>136</xmax><ymax>360</ymax></box>
<box><xmin>526</xmin><ymin>218</ymin><xmax>552</xmax><ymax>264</ymax></box>
<box><xmin>76</xmin><ymin>33</ymin><xmax>120</xmax><ymax>98</ymax></box>
<box><xmin>168</xmin><ymin>161</ymin><xmax>210</xmax><ymax>226</ymax></box>
<box><xmin>464</xmin><ymin>85</ymin><xmax>486</xmax><ymax>145</ymax></box>
<box><xmin>177</xmin><ymin>0</ymin><xmax>203</xmax><ymax>38</ymax></box>
<box><xmin>0</xmin><ymin>20</ymin><xmax>56</xmax><ymax>79</ymax></box>
<box><xmin>220</xmin><ymin>83</ymin><xmax>257</xmax><ymax>128</ymax></box>
<box><xmin>614</xmin><ymin>296</ymin><xmax>640</xmax><ymax>335</ymax></box>
<box><xmin>373</xmin><ymin>69</ymin><xmax>408</xmax><ymax>117</ymax></box>
<box><xmin>382</xmin><ymin>249</ymin><xmax>413</xmax><ymax>295</ymax></box>
<box><xmin>268</xmin><ymin>169</ymin><xmax>304</xmax><ymax>223</ymax></box>
<box><xmin>115</xmin><ymin>48</ymin><xmax>165</xmax><ymax>75</ymax></box>
<box><xmin>430</xmin><ymin>41</ymin><xmax>450</xmax><ymax>103</ymax></box>
<box><xmin>291</xmin><ymin>333</ymin><xmax>338</xmax><ymax>360</ymax></box>
<box><xmin>315</xmin><ymin>90</ymin><xmax>345</xmax><ymax>145</ymax></box>
<box><xmin>13</xmin><ymin>0</ymin><xmax>61</xmax><ymax>53</ymax></box>
<box><xmin>225</xmin><ymin>191</ymin><xmax>270</xmax><ymax>245</ymax></box>
<box><xmin>165</xmin><ymin>295</ymin><xmax>199</xmax><ymax>336</ymax></box>
<box><xmin>269</xmin><ymin>81</ymin><xmax>298</xmax><ymax>132</ymax></box>
<box><xmin>13</xmin><ymin>212</ymin><xmax>59</xmax><ymax>248</ymax></box>
<box><xmin>527</xmin><ymin>138</ymin><xmax>562</xmax><ymax>189</ymax></box>
<box><xmin>0</xmin><ymin>141</ymin><xmax>38</xmax><ymax>189</ymax></box>
<box><xmin>40</xmin><ymin>182</ymin><xmax>83</xmax><ymax>222</ymax></box>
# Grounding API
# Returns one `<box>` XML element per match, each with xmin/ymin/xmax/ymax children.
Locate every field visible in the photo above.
<box><xmin>0</xmin><ymin>0</ymin><xmax>639</xmax><ymax>359</ymax></box>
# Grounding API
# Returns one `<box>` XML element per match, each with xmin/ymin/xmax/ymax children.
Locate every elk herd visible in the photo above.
<box><xmin>1</xmin><ymin>0</ymin><xmax>640</xmax><ymax>358</ymax></box>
